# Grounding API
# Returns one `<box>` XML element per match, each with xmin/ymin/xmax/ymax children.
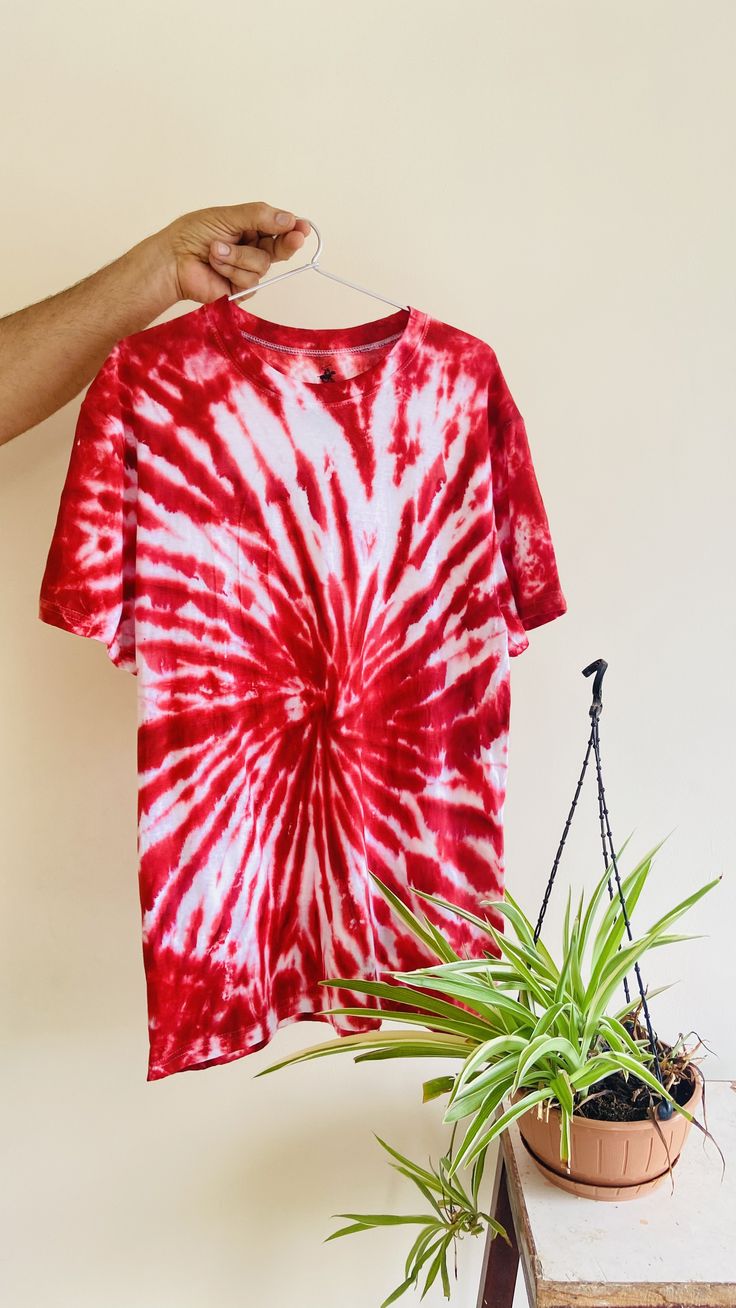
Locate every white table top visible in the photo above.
<box><xmin>504</xmin><ymin>1078</ymin><xmax>736</xmax><ymax>1304</ymax></box>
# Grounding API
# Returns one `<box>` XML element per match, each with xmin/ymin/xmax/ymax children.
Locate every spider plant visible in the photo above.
<box><xmin>326</xmin><ymin>1136</ymin><xmax>508</xmax><ymax>1307</ymax></box>
<box><xmin>256</xmin><ymin>837</ymin><xmax>718</xmax><ymax>1301</ymax></box>
<box><xmin>257</xmin><ymin>834</ymin><xmax>718</xmax><ymax>1172</ymax></box>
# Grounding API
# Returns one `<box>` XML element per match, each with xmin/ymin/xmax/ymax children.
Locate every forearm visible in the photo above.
<box><xmin>0</xmin><ymin>228</ymin><xmax>176</xmax><ymax>446</ymax></box>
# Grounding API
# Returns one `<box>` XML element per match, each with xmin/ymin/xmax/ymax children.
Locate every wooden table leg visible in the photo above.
<box><xmin>476</xmin><ymin>1151</ymin><xmax>520</xmax><ymax>1308</ymax></box>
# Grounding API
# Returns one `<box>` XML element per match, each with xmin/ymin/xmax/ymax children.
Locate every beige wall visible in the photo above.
<box><xmin>2</xmin><ymin>3</ymin><xmax>734</xmax><ymax>1305</ymax></box>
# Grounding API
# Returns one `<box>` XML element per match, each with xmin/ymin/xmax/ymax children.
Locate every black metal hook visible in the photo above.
<box><xmin>583</xmin><ymin>658</ymin><xmax>608</xmax><ymax>719</ymax></box>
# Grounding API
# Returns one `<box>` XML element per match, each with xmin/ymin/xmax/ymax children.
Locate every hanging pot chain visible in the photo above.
<box><xmin>590</xmin><ymin>708</ymin><xmax>631</xmax><ymax>1007</ymax></box>
<box><xmin>532</xmin><ymin>658</ymin><xmax>671</xmax><ymax>1114</ymax></box>
<box><xmin>533</xmin><ymin>729</ymin><xmax>594</xmax><ymax>944</ymax></box>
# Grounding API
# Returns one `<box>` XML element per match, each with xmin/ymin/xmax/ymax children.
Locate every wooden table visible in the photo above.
<box><xmin>477</xmin><ymin>1079</ymin><xmax>735</xmax><ymax>1308</ymax></box>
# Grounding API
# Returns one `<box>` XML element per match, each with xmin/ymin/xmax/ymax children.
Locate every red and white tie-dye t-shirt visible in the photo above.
<box><xmin>38</xmin><ymin>295</ymin><xmax>567</xmax><ymax>1081</ymax></box>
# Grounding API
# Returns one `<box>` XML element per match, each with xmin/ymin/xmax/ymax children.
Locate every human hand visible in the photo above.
<box><xmin>156</xmin><ymin>202</ymin><xmax>311</xmax><ymax>306</ymax></box>
<box><xmin>0</xmin><ymin>201</ymin><xmax>312</xmax><ymax>444</ymax></box>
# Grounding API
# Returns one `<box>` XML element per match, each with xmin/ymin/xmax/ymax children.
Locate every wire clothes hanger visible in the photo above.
<box><xmin>227</xmin><ymin>218</ymin><xmax>409</xmax><ymax>312</ymax></box>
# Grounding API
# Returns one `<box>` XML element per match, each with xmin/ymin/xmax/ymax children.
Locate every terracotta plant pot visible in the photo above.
<box><xmin>515</xmin><ymin>1067</ymin><xmax>702</xmax><ymax>1201</ymax></box>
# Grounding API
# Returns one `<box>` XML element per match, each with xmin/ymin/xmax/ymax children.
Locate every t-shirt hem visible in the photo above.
<box><xmin>146</xmin><ymin>995</ymin><xmax>383</xmax><ymax>1082</ymax></box>
<box><xmin>507</xmin><ymin>598</ymin><xmax>567</xmax><ymax>657</ymax></box>
<box><xmin>39</xmin><ymin>596</ymin><xmax>137</xmax><ymax>674</ymax></box>
<box><xmin>519</xmin><ymin>599</ymin><xmax>568</xmax><ymax>631</ymax></box>
<box><xmin>39</xmin><ymin>596</ymin><xmax>99</xmax><ymax>635</ymax></box>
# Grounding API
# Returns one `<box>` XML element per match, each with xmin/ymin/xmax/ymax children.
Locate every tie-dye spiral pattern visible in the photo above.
<box><xmin>38</xmin><ymin>295</ymin><xmax>567</xmax><ymax>1080</ymax></box>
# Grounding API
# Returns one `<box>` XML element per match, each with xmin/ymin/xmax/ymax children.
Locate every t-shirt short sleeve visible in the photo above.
<box><xmin>38</xmin><ymin>343</ymin><xmax>137</xmax><ymax>674</ymax></box>
<box><xmin>487</xmin><ymin>353</ymin><xmax>568</xmax><ymax>657</ymax></box>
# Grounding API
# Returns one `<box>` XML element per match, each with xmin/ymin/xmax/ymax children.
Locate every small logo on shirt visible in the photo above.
<box><xmin>319</xmin><ymin>367</ymin><xmax>336</xmax><ymax>382</ymax></box>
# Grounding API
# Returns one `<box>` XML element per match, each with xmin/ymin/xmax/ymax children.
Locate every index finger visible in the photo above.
<box><xmin>221</xmin><ymin>201</ymin><xmax>306</xmax><ymax>240</ymax></box>
<box><xmin>258</xmin><ymin>218</ymin><xmax>311</xmax><ymax>263</ymax></box>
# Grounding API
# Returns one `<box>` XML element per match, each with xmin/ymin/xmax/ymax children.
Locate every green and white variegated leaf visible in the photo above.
<box><xmin>445</xmin><ymin>1055</ymin><xmax>521</xmax><ymax>1121</ymax></box>
<box><xmin>449</xmin><ymin>1088</ymin><xmax>554</xmax><ymax>1175</ymax></box>
<box><xmin>511</xmin><ymin>1034</ymin><xmax>583</xmax><ymax>1094</ymax></box>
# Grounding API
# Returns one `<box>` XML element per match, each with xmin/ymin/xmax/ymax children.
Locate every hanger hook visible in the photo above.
<box><xmin>301</xmin><ymin>217</ymin><xmax>322</xmax><ymax>265</ymax></box>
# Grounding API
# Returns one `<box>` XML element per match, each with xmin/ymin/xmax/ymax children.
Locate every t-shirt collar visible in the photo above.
<box><xmin>205</xmin><ymin>294</ymin><xmax>430</xmax><ymax>406</ymax></box>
